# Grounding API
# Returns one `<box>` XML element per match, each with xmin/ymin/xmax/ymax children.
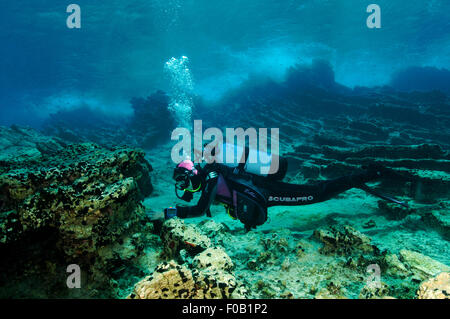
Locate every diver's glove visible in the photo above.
<box><xmin>164</xmin><ymin>207</ymin><xmax>178</xmax><ymax>219</ymax></box>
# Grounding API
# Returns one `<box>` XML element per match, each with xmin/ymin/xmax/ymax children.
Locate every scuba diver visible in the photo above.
<box><xmin>148</xmin><ymin>143</ymin><xmax>408</xmax><ymax>232</ymax></box>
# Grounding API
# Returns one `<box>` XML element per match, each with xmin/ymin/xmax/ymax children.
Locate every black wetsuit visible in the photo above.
<box><xmin>175</xmin><ymin>162</ymin><xmax>380</xmax><ymax>231</ymax></box>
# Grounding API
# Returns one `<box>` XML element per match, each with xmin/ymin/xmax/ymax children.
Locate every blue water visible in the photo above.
<box><xmin>1</xmin><ymin>0</ymin><xmax>450</xmax><ymax>126</ymax></box>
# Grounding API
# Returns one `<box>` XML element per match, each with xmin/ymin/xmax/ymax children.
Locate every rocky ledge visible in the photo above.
<box><xmin>0</xmin><ymin>126</ymin><xmax>155</xmax><ymax>298</ymax></box>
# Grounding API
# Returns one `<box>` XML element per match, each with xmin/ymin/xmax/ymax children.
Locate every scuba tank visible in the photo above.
<box><xmin>211</xmin><ymin>143</ymin><xmax>287</xmax><ymax>181</ymax></box>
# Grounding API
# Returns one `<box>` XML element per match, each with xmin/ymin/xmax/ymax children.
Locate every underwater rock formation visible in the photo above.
<box><xmin>384</xmin><ymin>254</ymin><xmax>411</xmax><ymax>278</ymax></box>
<box><xmin>421</xmin><ymin>209</ymin><xmax>450</xmax><ymax>240</ymax></box>
<box><xmin>390</xmin><ymin>66</ymin><xmax>450</xmax><ymax>94</ymax></box>
<box><xmin>289</xmin><ymin>143</ymin><xmax>450</xmax><ymax>204</ymax></box>
<box><xmin>161</xmin><ymin>218</ymin><xmax>211</xmax><ymax>259</ymax></box>
<box><xmin>164</xmin><ymin>219</ymin><xmax>449</xmax><ymax>300</ymax></box>
<box><xmin>358</xmin><ymin>281</ymin><xmax>391</xmax><ymax>299</ymax></box>
<box><xmin>129</xmin><ymin>220</ymin><xmax>245</xmax><ymax>299</ymax></box>
<box><xmin>398</xmin><ymin>250</ymin><xmax>450</xmax><ymax>281</ymax></box>
<box><xmin>128</xmin><ymin>259</ymin><xmax>244</xmax><ymax>299</ymax></box>
<box><xmin>0</xmin><ymin>125</ymin><xmax>66</xmax><ymax>163</ymax></box>
<box><xmin>0</xmin><ymin>126</ymin><xmax>155</xmax><ymax>297</ymax></box>
<box><xmin>129</xmin><ymin>90</ymin><xmax>176</xmax><ymax>148</ymax></box>
<box><xmin>193</xmin><ymin>247</ymin><xmax>234</xmax><ymax>272</ymax></box>
<box><xmin>0</xmin><ymin>142</ymin><xmax>153</xmax><ymax>246</ymax></box>
<box><xmin>129</xmin><ymin>261</ymin><xmax>200</xmax><ymax>299</ymax></box>
<box><xmin>43</xmin><ymin>90</ymin><xmax>176</xmax><ymax>149</ymax></box>
<box><xmin>313</xmin><ymin>225</ymin><xmax>377</xmax><ymax>256</ymax></box>
<box><xmin>416</xmin><ymin>272</ymin><xmax>450</xmax><ymax>299</ymax></box>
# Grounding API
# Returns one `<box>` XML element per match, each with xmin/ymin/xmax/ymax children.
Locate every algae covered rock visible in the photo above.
<box><xmin>129</xmin><ymin>220</ymin><xmax>246</xmax><ymax>299</ymax></box>
<box><xmin>0</xmin><ymin>127</ymin><xmax>155</xmax><ymax>297</ymax></box>
<box><xmin>0</xmin><ymin>142</ymin><xmax>153</xmax><ymax>250</ymax></box>
<box><xmin>399</xmin><ymin>249</ymin><xmax>450</xmax><ymax>281</ymax></box>
<box><xmin>358</xmin><ymin>281</ymin><xmax>390</xmax><ymax>299</ymax></box>
<box><xmin>313</xmin><ymin>225</ymin><xmax>376</xmax><ymax>256</ymax></box>
<box><xmin>129</xmin><ymin>261</ymin><xmax>198</xmax><ymax>299</ymax></box>
<box><xmin>193</xmin><ymin>247</ymin><xmax>234</xmax><ymax>272</ymax></box>
<box><xmin>197</xmin><ymin>219</ymin><xmax>231</xmax><ymax>240</ymax></box>
<box><xmin>161</xmin><ymin>218</ymin><xmax>211</xmax><ymax>258</ymax></box>
<box><xmin>314</xmin><ymin>282</ymin><xmax>348</xmax><ymax>299</ymax></box>
<box><xmin>384</xmin><ymin>254</ymin><xmax>411</xmax><ymax>278</ymax></box>
<box><xmin>416</xmin><ymin>272</ymin><xmax>450</xmax><ymax>299</ymax></box>
<box><xmin>128</xmin><ymin>257</ymin><xmax>242</xmax><ymax>299</ymax></box>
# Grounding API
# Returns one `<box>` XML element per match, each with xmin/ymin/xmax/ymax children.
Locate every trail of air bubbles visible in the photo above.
<box><xmin>164</xmin><ymin>56</ymin><xmax>194</xmax><ymax>130</ymax></box>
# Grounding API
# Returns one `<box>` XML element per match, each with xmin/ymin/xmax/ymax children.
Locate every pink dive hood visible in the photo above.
<box><xmin>177</xmin><ymin>159</ymin><xmax>198</xmax><ymax>175</ymax></box>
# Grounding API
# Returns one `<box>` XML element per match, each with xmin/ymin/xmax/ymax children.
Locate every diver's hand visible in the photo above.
<box><xmin>145</xmin><ymin>210</ymin><xmax>165</xmax><ymax>221</ymax></box>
